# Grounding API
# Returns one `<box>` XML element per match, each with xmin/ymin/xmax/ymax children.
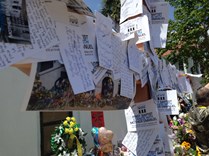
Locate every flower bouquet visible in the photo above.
<box><xmin>169</xmin><ymin>113</ymin><xmax>201</xmax><ymax>156</ymax></box>
<box><xmin>51</xmin><ymin>116</ymin><xmax>87</xmax><ymax>156</ymax></box>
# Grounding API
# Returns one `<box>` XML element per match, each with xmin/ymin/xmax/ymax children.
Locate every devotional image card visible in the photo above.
<box><xmin>25</xmin><ymin>60</ymin><xmax>132</xmax><ymax>111</ymax></box>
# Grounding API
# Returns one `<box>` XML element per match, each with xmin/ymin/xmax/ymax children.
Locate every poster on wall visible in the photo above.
<box><xmin>157</xmin><ymin>89</ymin><xmax>179</xmax><ymax>115</ymax></box>
<box><xmin>23</xmin><ymin>61</ymin><xmax>132</xmax><ymax>111</ymax></box>
<box><xmin>125</xmin><ymin>99</ymin><xmax>159</xmax><ymax>131</ymax></box>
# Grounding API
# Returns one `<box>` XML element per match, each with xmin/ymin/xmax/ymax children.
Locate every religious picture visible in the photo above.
<box><xmin>26</xmin><ymin>61</ymin><xmax>132</xmax><ymax>111</ymax></box>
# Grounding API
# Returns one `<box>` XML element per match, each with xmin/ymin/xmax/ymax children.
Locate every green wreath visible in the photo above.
<box><xmin>51</xmin><ymin>116</ymin><xmax>87</xmax><ymax>156</ymax></box>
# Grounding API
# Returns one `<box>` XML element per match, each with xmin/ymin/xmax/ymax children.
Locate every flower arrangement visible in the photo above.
<box><xmin>51</xmin><ymin>116</ymin><xmax>87</xmax><ymax>156</ymax></box>
<box><xmin>169</xmin><ymin>113</ymin><xmax>201</xmax><ymax>156</ymax></box>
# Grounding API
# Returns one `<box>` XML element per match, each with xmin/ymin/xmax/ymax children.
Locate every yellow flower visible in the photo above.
<box><xmin>69</xmin><ymin>128</ymin><xmax>74</xmax><ymax>134</ymax></box>
<box><xmin>65</xmin><ymin>128</ymin><xmax>70</xmax><ymax>134</ymax></box>
<box><xmin>71</xmin><ymin>117</ymin><xmax>76</xmax><ymax>123</ymax></box>
<box><xmin>70</xmin><ymin>121</ymin><xmax>75</xmax><ymax>128</ymax></box>
<box><xmin>63</xmin><ymin>120</ymin><xmax>69</xmax><ymax>127</ymax></box>
<box><xmin>196</xmin><ymin>146</ymin><xmax>201</xmax><ymax>156</ymax></box>
<box><xmin>66</xmin><ymin>117</ymin><xmax>71</xmax><ymax>121</ymax></box>
<box><xmin>74</xmin><ymin>127</ymin><xmax>79</xmax><ymax>132</ymax></box>
<box><xmin>181</xmin><ymin>141</ymin><xmax>191</xmax><ymax>150</ymax></box>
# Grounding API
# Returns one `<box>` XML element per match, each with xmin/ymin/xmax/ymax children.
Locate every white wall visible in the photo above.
<box><xmin>73</xmin><ymin>110</ymin><xmax>127</xmax><ymax>150</ymax></box>
<box><xmin>0</xmin><ymin>67</ymin><xmax>40</xmax><ymax>156</ymax></box>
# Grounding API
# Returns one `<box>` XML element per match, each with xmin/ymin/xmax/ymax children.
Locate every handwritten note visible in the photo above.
<box><xmin>0</xmin><ymin>43</ymin><xmax>35</xmax><ymax>70</ymax></box>
<box><xmin>148</xmin><ymin>135</ymin><xmax>165</xmax><ymax>156</ymax></box>
<box><xmin>95</xmin><ymin>12</ymin><xmax>113</xmax><ymax>70</ymax></box>
<box><xmin>112</xmin><ymin>33</ymin><xmax>123</xmax><ymax>80</ymax></box>
<box><xmin>128</xmin><ymin>38</ymin><xmax>142</xmax><ymax>74</ymax></box>
<box><xmin>120</xmin><ymin>42</ymin><xmax>134</xmax><ymax>99</ymax></box>
<box><xmin>125</xmin><ymin>99</ymin><xmax>159</xmax><ymax>131</ymax></box>
<box><xmin>122</xmin><ymin>127</ymin><xmax>159</xmax><ymax>156</ymax></box>
<box><xmin>140</xmin><ymin>54</ymin><xmax>149</xmax><ymax>87</ymax></box>
<box><xmin>56</xmin><ymin>22</ymin><xmax>95</xmax><ymax>94</ymax></box>
<box><xmin>26</xmin><ymin>0</ymin><xmax>59</xmax><ymax>50</ymax></box>
<box><xmin>120</xmin><ymin>0</ymin><xmax>143</xmax><ymax>23</ymax></box>
<box><xmin>147</xmin><ymin>59</ymin><xmax>159</xmax><ymax>94</ymax></box>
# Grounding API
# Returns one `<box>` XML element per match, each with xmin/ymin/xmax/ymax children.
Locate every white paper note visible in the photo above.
<box><xmin>140</xmin><ymin>54</ymin><xmax>149</xmax><ymax>87</ymax></box>
<box><xmin>112</xmin><ymin>33</ymin><xmax>123</xmax><ymax>80</ymax></box>
<box><xmin>120</xmin><ymin>0</ymin><xmax>143</xmax><ymax>23</ymax></box>
<box><xmin>87</xmin><ymin>62</ymin><xmax>107</xmax><ymax>85</ymax></box>
<box><xmin>95</xmin><ymin>12</ymin><xmax>113</xmax><ymax>70</ymax></box>
<box><xmin>122</xmin><ymin>127</ymin><xmax>159</xmax><ymax>156</ymax></box>
<box><xmin>157</xmin><ymin>90</ymin><xmax>179</xmax><ymax>115</ymax></box>
<box><xmin>150</xmin><ymin>2</ymin><xmax>169</xmax><ymax>24</ymax></box>
<box><xmin>148</xmin><ymin>135</ymin><xmax>165</xmax><ymax>156</ymax></box>
<box><xmin>27</xmin><ymin>0</ymin><xmax>59</xmax><ymax>50</ymax></box>
<box><xmin>128</xmin><ymin>38</ymin><xmax>142</xmax><ymax>74</ymax></box>
<box><xmin>120</xmin><ymin>42</ymin><xmax>134</xmax><ymax>99</ymax></box>
<box><xmin>125</xmin><ymin>99</ymin><xmax>159</xmax><ymax>131</ymax></box>
<box><xmin>56</xmin><ymin>22</ymin><xmax>95</xmax><ymax>94</ymax></box>
<box><xmin>120</xmin><ymin>15</ymin><xmax>150</xmax><ymax>42</ymax></box>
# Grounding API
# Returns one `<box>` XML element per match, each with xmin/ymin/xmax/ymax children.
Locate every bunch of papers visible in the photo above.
<box><xmin>0</xmin><ymin>0</ymin><xmax>194</xmax><ymax>112</ymax></box>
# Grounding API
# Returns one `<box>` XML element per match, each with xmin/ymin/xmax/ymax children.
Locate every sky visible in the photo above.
<box><xmin>84</xmin><ymin>0</ymin><xmax>175</xmax><ymax>20</ymax></box>
<box><xmin>84</xmin><ymin>0</ymin><xmax>103</xmax><ymax>12</ymax></box>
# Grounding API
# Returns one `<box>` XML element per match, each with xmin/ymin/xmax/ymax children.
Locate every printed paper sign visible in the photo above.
<box><xmin>125</xmin><ymin>99</ymin><xmax>159</xmax><ymax>131</ymax></box>
<box><xmin>157</xmin><ymin>90</ymin><xmax>179</xmax><ymax>115</ymax></box>
<box><xmin>56</xmin><ymin>22</ymin><xmax>95</xmax><ymax>94</ymax></box>
<box><xmin>120</xmin><ymin>0</ymin><xmax>143</xmax><ymax>23</ymax></box>
<box><xmin>120</xmin><ymin>15</ymin><xmax>150</xmax><ymax>42</ymax></box>
<box><xmin>122</xmin><ymin>127</ymin><xmax>159</xmax><ymax>156</ymax></box>
<box><xmin>150</xmin><ymin>2</ymin><xmax>169</xmax><ymax>24</ymax></box>
<box><xmin>95</xmin><ymin>12</ymin><xmax>113</xmax><ymax>70</ymax></box>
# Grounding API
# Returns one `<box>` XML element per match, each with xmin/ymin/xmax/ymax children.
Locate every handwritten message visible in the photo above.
<box><xmin>95</xmin><ymin>12</ymin><xmax>113</xmax><ymax>70</ymax></box>
<box><xmin>56</xmin><ymin>23</ymin><xmax>95</xmax><ymax>94</ymax></box>
<box><xmin>120</xmin><ymin>42</ymin><xmax>134</xmax><ymax>99</ymax></box>
<box><xmin>26</xmin><ymin>0</ymin><xmax>59</xmax><ymax>50</ymax></box>
<box><xmin>120</xmin><ymin>0</ymin><xmax>143</xmax><ymax>23</ymax></box>
<box><xmin>128</xmin><ymin>38</ymin><xmax>142</xmax><ymax>74</ymax></box>
<box><xmin>122</xmin><ymin>127</ymin><xmax>159</xmax><ymax>156</ymax></box>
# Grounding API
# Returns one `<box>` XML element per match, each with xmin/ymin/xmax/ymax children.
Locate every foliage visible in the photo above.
<box><xmin>169</xmin><ymin>113</ymin><xmax>201</xmax><ymax>156</ymax></box>
<box><xmin>101</xmin><ymin>0</ymin><xmax>120</xmax><ymax>23</ymax></box>
<box><xmin>51</xmin><ymin>116</ymin><xmax>87</xmax><ymax>156</ymax></box>
<box><xmin>157</xmin><ymin>0</ymin><xmax>209</xmax><ymax>83</ymax></box>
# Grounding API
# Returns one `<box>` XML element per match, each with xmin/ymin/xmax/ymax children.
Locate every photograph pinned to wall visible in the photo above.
<box><xmin>0</xmin><ymin>0</ymin><xmax>31</xmax><ymax>44</ymax></box>
<box><xmin>24</xmin><ymin>60</ymin><xmax>132</xmax><ymax>111</ymax></box>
